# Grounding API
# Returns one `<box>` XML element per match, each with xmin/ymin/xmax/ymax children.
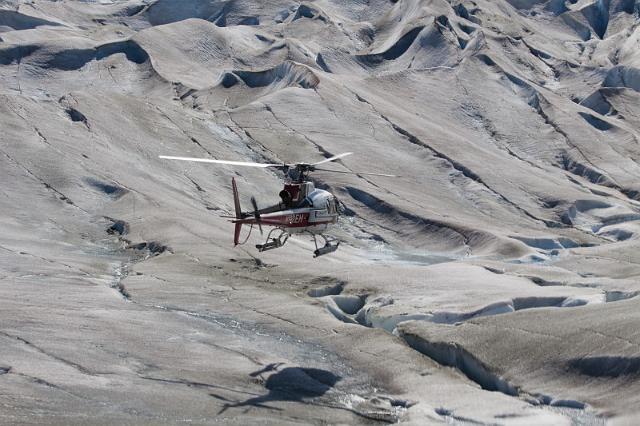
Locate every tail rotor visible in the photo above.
<box><xmin>250</xmin><ymin>196</ymin><xmax>263</xmax><ymax>235</ymax></box>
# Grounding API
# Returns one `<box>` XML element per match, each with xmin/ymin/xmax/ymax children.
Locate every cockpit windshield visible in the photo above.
<box><xmin>327</xmin><ymin>197</ymin><xmax>338</xmax><ymax>214</ymax></box>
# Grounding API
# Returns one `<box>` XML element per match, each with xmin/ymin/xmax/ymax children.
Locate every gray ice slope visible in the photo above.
<box><xmin>1</xmin><ymin>0</ymin><xmax>640</xmax><ymax>424</ymax></box>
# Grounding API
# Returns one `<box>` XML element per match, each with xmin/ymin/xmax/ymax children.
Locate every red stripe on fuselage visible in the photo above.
<box><xmin>232</xmin><ymin>212</ymin><xmax>337</xmax><ymax>228</ymax></box>
<box><xmin>255</xmin><ymin>212</ymin><xmax>311</xmax><ymax>226</ymax></box>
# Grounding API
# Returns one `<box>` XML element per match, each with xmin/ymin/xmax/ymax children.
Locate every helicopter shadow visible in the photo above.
<box><xmin>212</xmin><ymin>363</ymin><xmax>342</xmax><ymax>415</ymax></box>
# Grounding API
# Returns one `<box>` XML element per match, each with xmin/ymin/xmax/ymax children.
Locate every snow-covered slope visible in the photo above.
<box><xmin>1</xmin><ymin>0</ymin><xmax>639</xmax><ymax>424</ymax></box>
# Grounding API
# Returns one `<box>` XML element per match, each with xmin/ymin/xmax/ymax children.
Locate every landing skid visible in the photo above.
<box><xmin>311</xmin><ymin>233</ymin><xmax>339</xmax><ymax>258</ymax></box>
<box><xmin>255</xmin><ymin>229</ymin><xmax>339</xmax><ymax>257</ymax></box>
<box><xmin>256</xmin><ymin>228</ymin><xmax>289</xmax><ymax>252</ymax></box>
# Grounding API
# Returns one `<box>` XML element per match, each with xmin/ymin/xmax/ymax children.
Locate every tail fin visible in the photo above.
<box><xmin>232</xmin><ymin>177</ymin><xmax>242</xmax><ymax>245</ymax></box>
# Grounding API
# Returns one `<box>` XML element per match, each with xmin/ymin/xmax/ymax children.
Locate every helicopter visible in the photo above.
<box><xmin>159</xmin><ymin>153</ymin><xmax>396</xmax><ymax>257</ymax></box>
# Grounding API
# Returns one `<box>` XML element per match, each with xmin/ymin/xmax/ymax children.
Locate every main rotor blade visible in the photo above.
<box><xmin>159</xmin><ymin>155</ymin><xmax>282</xmax><ymax>168</ymax></box>
<box><xmin>312</xmin><ymin>152</ymin><xmax>353</xmax><ymax>166</ymax></box>
<box><xmin>313</xmin><ymin>167</ymin><xmax>399</xmax><ymax>177</ymax></box>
